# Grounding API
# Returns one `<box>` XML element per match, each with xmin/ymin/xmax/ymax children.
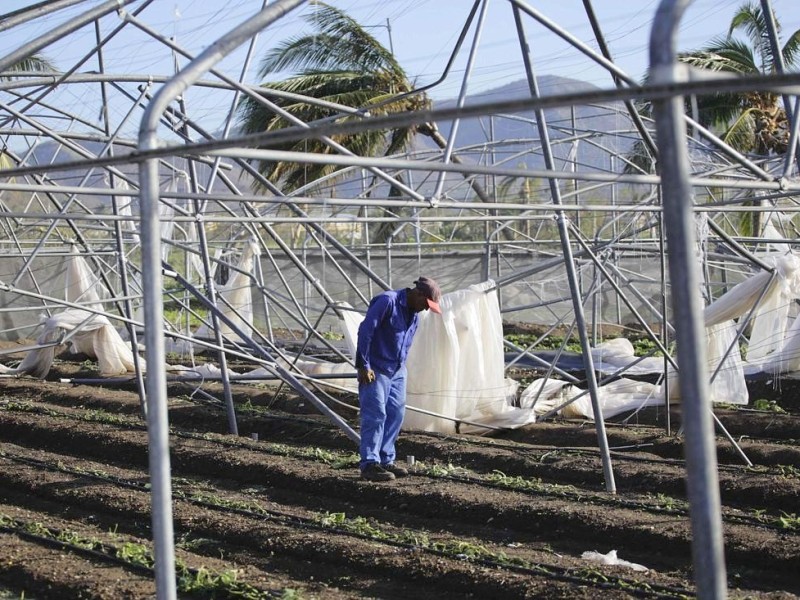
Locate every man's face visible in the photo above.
<box><xmin>408</xmin><ymin>288</ymin><xmax>430</xmax><ymax>313</ymax></box>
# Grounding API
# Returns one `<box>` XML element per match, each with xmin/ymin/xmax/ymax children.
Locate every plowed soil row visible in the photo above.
<box><xmin>1</xmin><ymin>358</ymin><xmax>800</xmax><ymax>599</ymax></box>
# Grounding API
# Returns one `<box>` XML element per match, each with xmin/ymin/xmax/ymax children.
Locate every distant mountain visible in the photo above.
<box><xmin>15</xmin><ymin>139</ymin><xmax>253</xmax><ymax>215</ymax></box>
<box><xmin>15</xmin><ymin>75</ymin><xmax>636</xmax><ymax>208</ymax></box>
<box><xmin>431</xmin><ymin>75</ymin><xmax>635</xmax><ymax>179</ymax></box>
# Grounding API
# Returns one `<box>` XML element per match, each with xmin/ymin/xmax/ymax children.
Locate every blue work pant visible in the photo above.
<box><xmin>359</xmin><ymin>367</ymin><xmax>406</xmax><ymax>470</ymax></box>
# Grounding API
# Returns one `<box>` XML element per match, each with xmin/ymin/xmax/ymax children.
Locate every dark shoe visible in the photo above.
<box><xmin>361</xmin><ymin>463</ymin><xmax>395</xmax><ymax>482</ymax></box>
<box><xmin>382</xmin><ymin>463</ymin><xmax>409</xmax><ymax>478</ymax></box>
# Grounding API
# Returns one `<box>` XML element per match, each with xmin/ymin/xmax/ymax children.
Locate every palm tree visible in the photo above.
<box><xmin>676</xmin><ymin>2</ymin><xmax>800</xmax><ymax>238</ymax></box>
<box><xmin>677</xmin><ymin>2</ymin><xmax>800</xmax><ymax>155</ymax></box>
<box><xmin>238</xmin><ymin>3</ymin><xmax>428</xmax><ymax>190</ymax></box>
<box><xmin>626</xmin><ymin>3</ymin><xmax>799</xmax><ymax>172</ymax></box>
<box><xmin>238</xmin><ymin>2</ymin><xmax>498</xmax><ymax>241</ymax></box>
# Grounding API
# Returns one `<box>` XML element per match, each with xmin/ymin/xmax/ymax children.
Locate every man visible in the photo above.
<box><xmin>355</xmin><ymin>276</ymin><xmax>442</xmax><ymax>481</ymax></box>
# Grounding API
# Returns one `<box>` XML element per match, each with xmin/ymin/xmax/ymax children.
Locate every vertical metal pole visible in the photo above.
<box><xmin>137</xmin><ymin>2</ymin><xmax>307</xmax><ymax>598</ymax></box>
<box><xmin>96</xmin><ymin>20</ymin><xmax>147</xmax><ymax>418</ymax></box>
<box><xmin>760</xmin><ymin>0</ymin><xmax>796</xmax><ymax>129</ymax></box>
<box><xmin>658</xmin><ymin>209</ymin><xmax>672</xmax><ymax>435</ymax></box>
<box><xmin>782</xmin><ymin>97</ymin><xmax>800</xmax><ymax>179</ymax></box>
<box><xmin>386</xmin><ymin>18</ymin><xmax>394</xmax><ymax>54</ymax></box>
<box><xmin>512</xmin><ymin>5</ymin><xmax>615</xmax><ymax>493</ymax></box>
<box><xmin>138</xmin><ymin>149</ymin><xmax>176</xmax><ymax>600</ymax></box>
<box><xmin>430</xmin><ymin>0</ymin><xmax>491</xmax><ymax>201</ymax></box>
<box><xmin>650</xmin><ymin>2</ymin><xmax>727</xmax><ymax>598</ymax></box>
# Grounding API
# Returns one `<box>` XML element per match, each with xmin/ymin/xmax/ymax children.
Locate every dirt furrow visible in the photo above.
<box><xmin>0</xmin><ymin>443</ymin><xmax>699</xmax><ymax>599</ymax></box>
<box><xmin>1</xmin><ymin>403</ymin><xmax>799</xmax><ymax>596</ymax></box>
<box><xmin>3</xmin><ymin>366</ymin><xmax>800</xmax><ymax>598</ymax></box>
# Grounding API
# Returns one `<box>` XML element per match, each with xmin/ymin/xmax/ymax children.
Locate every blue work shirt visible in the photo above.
<box><xmin>356</xmin><ymin>288</ymin><xmax>419</xmax><ymax>377</ymax></box>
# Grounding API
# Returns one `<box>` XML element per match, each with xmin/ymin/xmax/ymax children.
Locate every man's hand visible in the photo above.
<box><xmin>357</xmin><ymin>368</ymin><xmax>376</xmax><ymax>385</ymax></box>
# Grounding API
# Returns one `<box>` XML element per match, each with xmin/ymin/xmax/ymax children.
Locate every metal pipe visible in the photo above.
<box><xmin>0</xmin><ymin>0</ymin><xmax>89</xmax><ymax>33</ymax></box>
<box><xmin>122</xmin><ymin>11</ymin><xmax>425</xmax><ymax>203</ymax></box>
<box><xmin>166</xmin><ymin>265</ymin><xmax>359</xmax><ymax>442</ymax></box>
<box><xmin>760</xmin><ymin>0</ymin><xmax>796</xmax><ymax>134</ymax></box>
<box><xmin>97</xmin><ymin>18</ymin><xmax>147</xmax><ymax>418</ymax></box>
<box><xmin>782</xmin><ymin>97</ymin><xmax>800</xmax><ymax>179</ymax></box>
<box><xmin>136</xmin><ymin>2</ymin><xmax>307</xmax><ymax>598</ymax></box>
<box><xmin>649</xmin><ymin>2</ymin><xmax>727</xmax><ymax>597</ymax></box>
<box><xmin>0</xmin><ymin>0</ymin><xmax>137</xmax><ymax>73</ymax></box>
<box><xmin>430</xmin><ymin>0</ymin><xmax>490</xmax><ymax>201</ymax></box>
<box><xmin>513</xmin><ymin>4</ymin><xmax>616</xmax><ymax>494</ymax></box>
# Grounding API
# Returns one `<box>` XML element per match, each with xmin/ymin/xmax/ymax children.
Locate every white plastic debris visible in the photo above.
<box><xmin>581</xmin><ymin>549</ymin><xmax>648</xmax><ymax>572</ymax></box>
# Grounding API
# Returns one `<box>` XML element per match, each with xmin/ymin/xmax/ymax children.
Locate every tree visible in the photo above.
<box><xmin>238</xmin><ymin>2</ymin><xmax>500</xmax><ymax>242</ymax></box>
<box><xmin>238</xmin><ymin>2</ymin><xmax>433</xmax><ymax>191</ymax></box>
<box><xmin>625</xmin><ymin>3</ymin><xmax>799</xmax><ymax>180</ymax></box>
<box><xmin>678</xmin><ymin>1</ymin><xmax>800</xmax><ymax>155</ymax></box>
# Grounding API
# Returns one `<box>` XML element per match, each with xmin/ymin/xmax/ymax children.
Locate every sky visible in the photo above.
<box><xmin>1</xmin><ymin>0</ymin><xmax>799</xmax><ymax>133</ymax></box>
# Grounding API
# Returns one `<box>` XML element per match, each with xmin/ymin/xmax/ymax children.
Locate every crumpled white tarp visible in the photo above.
<box><xmin>2</xmin><ymin>251</ymin><xmax>142</xmax><ymax>379</ymax></box>
<box><xmin>520</xmin><ymin>375</ymin><xmax>663</xmax><ymax>421</ymax></box>
<box><xmin>0</xmin><ymin>308</ymin><xmax>141</xmax><ymax>378</ymax></box>
<box><xmin>9</xmin><ymin>239</ymin><xmax>800</xmax><ymax>431</ymax></box>
<box><xmin>581</xmin><ymin>549</ymin><xmax>648</xmax><ymax>572</ymax></box>
<box><xmin>404</xmin><ymin>281</ymin><xmax>527</xmax><ymax>433</ymax></box>
<box><xmin>194</xmin><ymin>242</ymin><xmax>259</xmax><ymax>343</ymax></box>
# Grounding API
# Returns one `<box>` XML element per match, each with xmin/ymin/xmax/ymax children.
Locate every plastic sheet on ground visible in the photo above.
<box><xmin>1</xmin><ymin>308</ymin><xmax>141</xmax><ymax>378</ymax></box>
<box><xmin>581</xmin><ymin>549</ymin><xmax>648</xmax><ymax>572</ymax></box>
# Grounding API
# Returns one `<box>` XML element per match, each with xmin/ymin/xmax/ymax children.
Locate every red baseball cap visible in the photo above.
<box><xmin>414</xmin><ymin>277</ymin><xmax>442</xmax><ymax>314</ymax></box>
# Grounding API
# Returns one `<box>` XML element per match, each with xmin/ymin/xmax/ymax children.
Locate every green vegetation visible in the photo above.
<box><xmin>776</xmin><ymin>464</ymin><xmax>799</xmax><ymax>479</ymax></box>
<box><xmin>504</xmin><ymin>332</ymin><xmax>664</xmax><ymax>357</ymax></box>
<box><xmin>487</xmin><ymin>470</ymin><xmax>577</xmax><ymax>495</ymax></box>
<box><xmin>313</xmin><ymin>511</ymin><xmax>667</xmax><ymax>596</ymax></box>
<box><xmin>163</xmin><ymin>301</ymin><xmax>208</xmax><ymax>331</ymax></box>
<box><xmin>777</xmin><ymin>512</ymin><xmax>800</xmax><ymax>530</ymax></box>
<box><xmin>678</xmin><ymin>2</ymin><xmax>800</xmax><ymax>156</ymax></box>
<box><xmin>0</xmin><ymin>514</ymin><xmax>296</xmax><ymax>599</ymax></box>
<box><xmin>752</xmin><ymin>398</ymin><xmax>786</xmax><ymax>413</ymax></box>
<box><xmin>238</xmin><ymin>2</ymin><xmax>433</xmax><ymax>194</ymax></box>
<box><xmin>237</xmin><ymin>2</ymin><xmax>496</xmax><ymax>245</ymax></box>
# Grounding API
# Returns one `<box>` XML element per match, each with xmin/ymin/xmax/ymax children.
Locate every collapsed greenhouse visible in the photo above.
<box><xmin>1</xmin><ymin>0</ymin><xmax>800</xmax><ymax>599</ymax></box>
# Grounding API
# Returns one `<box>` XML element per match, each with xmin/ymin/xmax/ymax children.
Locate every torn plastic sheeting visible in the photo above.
<box><xmin>581</xmin><ymin>549</ymin><xmax>648</xmax><ymax>572</ymax></box>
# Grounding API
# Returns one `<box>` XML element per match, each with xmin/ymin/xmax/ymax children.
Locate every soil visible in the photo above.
<box><xmin>1</xmin><ymin>341</ymin><xmax>800</xmax><ymax>599</ymax></box>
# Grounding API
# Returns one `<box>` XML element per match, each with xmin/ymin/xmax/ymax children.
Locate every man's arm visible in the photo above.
<box><xmin>356</xmin><ymin>294</ymin><xmax>390</xmax><ymax>383</ymax></box>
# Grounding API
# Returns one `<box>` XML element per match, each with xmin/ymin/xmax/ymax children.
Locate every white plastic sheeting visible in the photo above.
<box><xmin>300</xmin><ymin>281</ymin><xmax>531</xmax><ymax>432</ymax></box>
<box><xmin>8</xmin><ymin>241</ymin><xmax>800</xmax><ymax>430</ymax></box>
<box><xmin>194</xmin><ymin>242</ymin><xmax>260</xmax><ymax>343</ymax></box>
<box><xmin>64</xmin><ymin>247</ymin><xmax>105</xmax><ymax>313</ymax></box>
<box><xmin>523</xmin><ymin>253</ymin><xmax>800</xmax><ymax>421</ymax></box>
<box><xmin>293</xmin><ymin>281</ymin><xmax>531</xmax><ymax>433</ymax></box>
<box><xmin>403</xmin><ymin>281</ymin><xmax>529</xmax><ymax>433</ymax></box>
<box><xmin>521</xmin><ymin>375</ymin><xmax>664</xmax><ymax>421</ymax></box>
<box><xmin>0</xmin><ymin>308</ymin><xmax>140</xmax><ymax>378</ymax></box>
<box><xmin>1</xmin><ymin>250</ymin><xmax>140</xmax><ymax>379</ymax></box>
<box><xmin>581</xmin><ymin>550</ymin><xmax>648</xmax><ymax>572</ymax></box>
<box><xmin>3</xmin><ymin>241</ymin><xmax>262</xmax><ymax>379</ymax></box>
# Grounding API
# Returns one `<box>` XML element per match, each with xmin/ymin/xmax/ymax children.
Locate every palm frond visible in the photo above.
<box><xmin>258</xmin><ymin>3</ymin><xmax>401</xmax><ymax>77</ymax></box>
<box><xmin>258</xmin><ymin>34</ymin><xmax>360</xmax><ymax>77</ymax></box>
<box><xmin>723</xmin><ymin>109</ymin><xmax>756</xmax><ymax>152</ymax></box>
<box><xmin>680</xmin><ymin>39</ymin><xmax>758</xmax><ymax>74</ymax></box>
<box><xmin>238</xmin><ymin>2</ymin><xmax>439</xmax><ymax>194</ymax></box>
<box><xmin>302</xmin><ymin>3</ymin><xmax>401</xmax><ymax>73</ymax></box>
<box><xmin>782</xmin><ymin>28</ymin><xmax>800</xmax><ymax>67</ymax></box>
<box><xmin>728</xmin><ymin>2</ymin><xmax>773</xmax><ymax>70</ymax></box>
<box><xmin>693</xmin><ymin>92</ymin><xmax>747</xmax><ymax>129</ymax></box>
<box><xmin>622</xmin><ymin>138</ymin><xmax>657</xmax><ymax>175</ymax></box>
